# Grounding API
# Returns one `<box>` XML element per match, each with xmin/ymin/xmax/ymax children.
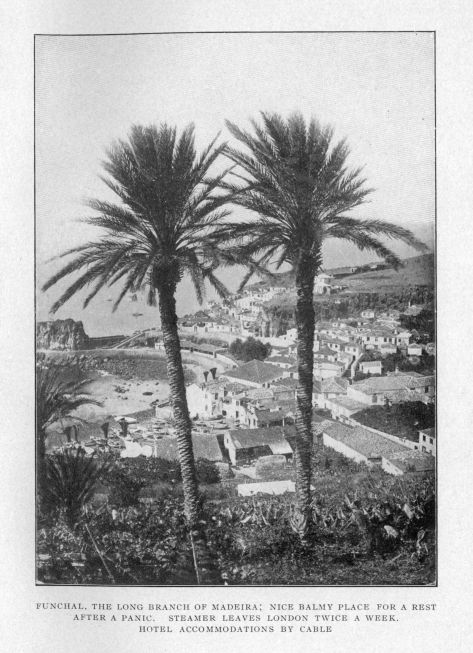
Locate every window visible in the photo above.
<box><xmin>425</xmin><ymin>386</ymin><xmax>429</xmax><ymax>393</ymax></box>
<box><xmin>235</xmin><ymin>411</ymin><xmax>239</xmax><ymax>418</ymax></box>
<box><xmin>372</xmin><ymin>395</ymin><xmax>377</xmax><ymax>404</ymax></box>
<box><xmin>430</xmin><ymin>438</ymin><xmax>433</xmax><ymax>445</ymax></box>
<box><xmin>422</xmin><ymin>446</ymin><xmax>426</xmax><ymax>452</ymax></box>
<box><xmin>423</xmin><ymin>435</ymin><xmax>426</xmax><ymax>442</ymax></box>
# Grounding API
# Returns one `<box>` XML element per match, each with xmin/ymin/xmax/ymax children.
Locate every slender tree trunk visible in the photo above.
<box><xmin>157</xmin><ymin>282</ymin><xmax>200</xmax><ymax>523</ymax></box>
<box><xmin>157</xmin><ymin>280</ymin><xmax>222</xmax><ymax>585</ymax></box>
<box><xmin>294</xmin><ymin>256</ymin><xmax>316</xmax><ymax>540</ymax></box>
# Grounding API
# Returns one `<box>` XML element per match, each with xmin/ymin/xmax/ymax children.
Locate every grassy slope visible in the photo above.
<box><xmin>340</xmin><ymin>254</ymin><xmax>434</xmax><ymax>294</ymax></box>
<box><xmin>260</xmin><ymin>254</ymin><xmax>434</xmax><ymax>310</ymax></box>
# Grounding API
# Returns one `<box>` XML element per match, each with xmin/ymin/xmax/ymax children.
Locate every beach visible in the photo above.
<box><xmin>42</xmin><ymin>347</ymin><xmax>230</xmax><ymax>422</ymax></box>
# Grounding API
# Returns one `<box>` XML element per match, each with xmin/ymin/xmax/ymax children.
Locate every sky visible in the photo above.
<box><xmin>35</xmin><ymin>32</ymin><xmax>435</xmax><ymax>336</ymax></box>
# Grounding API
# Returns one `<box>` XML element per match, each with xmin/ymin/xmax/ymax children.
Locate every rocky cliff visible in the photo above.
<box><xmin>36</xmin><ymin>319</ymin><xmax>89</xmax><ymax>351</ymax></box>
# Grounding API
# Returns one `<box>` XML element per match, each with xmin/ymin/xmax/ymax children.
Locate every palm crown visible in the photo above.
<box><xmin>221</xmin><ymin>112</ymin><xmax>428</xmax><ymax>283</ymax></box>
<box><xmin>43</xmin><ymin>124</ymin><xmax>231</xmax><ymax>311</ymax></box>
<box><xmin>36</xmin><ymin>361</ymin><xmax>101</xmax><ymax>443</ymax></box>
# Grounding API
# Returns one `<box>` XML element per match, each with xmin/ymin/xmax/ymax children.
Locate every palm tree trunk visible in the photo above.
<box><xmin>294</xmin><ymin>258</ymin><xmax>316</xmax><ymax>539</ymax></box>
<box><xmin>157</xmin><ymin>282</ymin><xmax>222</xmax><ymax>584</ymax></box>
<box><xmin>157</xmin><ymin>283</ymin><xmax>200</xmax><ymax>523</ymax></box>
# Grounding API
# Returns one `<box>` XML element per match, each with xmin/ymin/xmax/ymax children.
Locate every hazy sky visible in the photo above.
<box><xmin>36</xmin><ymin>32</ymin><xmax>434</xmax><ymax>336</ymax></box>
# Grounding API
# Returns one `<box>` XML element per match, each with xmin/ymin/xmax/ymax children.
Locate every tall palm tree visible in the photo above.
<box><xmin>42</xmin><ymin>123</ymin><xmax>233</xmax><ymax>528</ymax></box>
<box><xmin>221</xmin><ymin>112</ymin><xmax>428</xmax><ymax>538</ymax></box>
<box><xmin>36</xmin><ymin>360</ymin><xmax>101</xmax><ymax>480</ymax></box>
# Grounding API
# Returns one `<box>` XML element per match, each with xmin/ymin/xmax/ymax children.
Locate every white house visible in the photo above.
<box><xmin>313</xmin><ymin>344</ymin><xmax>339</xmax><ymax>362</ymax></box>
<box><xmin>186</xmin><ymin>379</ymin><xmax>247</xmax><ymax>419</ymax></box>
<box><xmin>394</xmin><ymin>330</ymin><xmax>412</xmax><ymax>347</ymax></box>
<box><xmin>314</xmin><ymin>273</ymin><xmax>333</xmax><ymax>295</ymax></box>
<box><xmin>265</xmin><ymin>354</ymin><xmax>297</xmax><ymax>369</ymax></box>
<box><xmin>186</xmin><ymin>380</ymin><xmax>227</xmax><ymax>419</ymax></box>
<box><xmin>344</xmin><ymin>342</ymin><xmax>364</xmax><ymax>358</ymax></box>
<box><xmin>418</xmin><ymin>427</ymin><xmax>436</xmax><ymax>456</ymax></box>
<box><xmin>322</xmin><ymin>337</ymin><xmax>347</xmax><ymax>353</ymax></box>
<box><xmin>360</xmin><ymin>329</ymin><xmax>396</xmax><ymax>348</ymax></box>
<box><xmin>313</xmin><ymin>359</ymin><xmax>345</xmax><ymax>380</ymax></box>
<box><xmin>313</xmin><ymin>377</ymin><xmax>349</xmax><ymax>409</ymax></box>
<box><xmin>359</xmin><ymin>360</ymin><xmax>382</xmax><ymax>375</ymax></box>
<box><xmin>407</xmin><ymin>343</ymin><xmax>423</xmax><ymax>357</ymax></box>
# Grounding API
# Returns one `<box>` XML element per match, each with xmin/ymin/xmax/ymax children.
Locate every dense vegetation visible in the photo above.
<box><xmin>263</xmin><ymin>286</ymin><xmax>434</xmax><ymax>327</ymax></box>
<box><xmin>37</xmin><ymin>468</ymin><xmax>435</xmax><ymax>585</ymax></box>
<box><xmin>400</xmin><ymin>309</ymin><xmax>435</xmax><ymax>342</ymax></box>
<box><xmin>186</xmin><ymin>334</ymin><xmax>229</xmax><ymax>349</ymax></box>
<box><xmin>229</xmin><ymin>337</ymin><xmax>272</xmax><ymax>362</ymax></box>
<box><xmin>351</xmin><ymin>402</ymin><xmax>436</xmax><ymax>442</ymax></box>
<box><xmin>382</xmin><ymin>351</ymin><xmax>435</xmax><ymax>375</ymax></box>
<box><xmin>37</xmin><ymin>445</ymin><xmax>435</xmax><ymax>585</ymax></box>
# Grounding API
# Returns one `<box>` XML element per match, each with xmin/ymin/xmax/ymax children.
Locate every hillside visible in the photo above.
<box><xmin>254</xmin><ymin>253</ymin><xmax>433</xmax><ymax>300</ymax></box>
<box><xmin>340</xmin><ymin>253</ymin><xmax>434</xmax><ymax>294</ymax></box>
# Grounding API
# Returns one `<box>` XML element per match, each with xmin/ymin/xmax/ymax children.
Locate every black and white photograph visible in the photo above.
<box><xmin>34</xmin><ymin>31</ymin><xmax>436</xmax><ymax>587</ymax></box>
<box><xmin>6</xmin><ymin>0</ymin><xmax>473</xmax><ymax>649</ymax></box>
<box><xmin>35</xmin><ymin>32</ymin><xmax>437</xmax><ymax>586</ymax></box>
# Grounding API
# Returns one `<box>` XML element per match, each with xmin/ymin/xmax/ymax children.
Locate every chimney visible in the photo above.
<box><xmin>203</xmin><ymin>370</ymin><xmax>209</xmax><ymax>382</ymax></box>
<box><xmin>210</xmin><ymin>367</ymin><xmax>217</xmax><ymax>380</ymax></box>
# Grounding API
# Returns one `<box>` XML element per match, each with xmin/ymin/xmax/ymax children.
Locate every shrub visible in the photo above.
<box><xmin>103</xmin><ymin>466</ymin><xmax>145</xmax><ymax>507</ymax></box>
<box><xmin>195</xmin><ymin>459</ymin><xmax>220</xmax><ymax>484</ymax></box>
<box><xmin>102</xmin><ymin>457</ymin><xmax>220</xmax><ymax>498</ymax></box>
<box><xmin>229</xmin><ymin>337</ymin><xmax>271</xmax><ymax>362</ymax></box>
<box><xmin>41</xmin><ymin>448</ymin><xmax>112</xmax><ymax>527</ymax></box>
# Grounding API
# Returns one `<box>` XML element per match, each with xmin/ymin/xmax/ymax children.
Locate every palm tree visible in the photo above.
<box><xmin>42</xmin><ymin>123</ymin><xmax>232</xmax><ymax>528</ymax></box>
<box><xmin>221</xmin><ymin>112</ymin><xmax>428</xmax><ymax>538</ymax></box>
<box><xmin>36</xmin><ymin>360</ymin><xmax>102</xmax><ymax>481</ymax></box>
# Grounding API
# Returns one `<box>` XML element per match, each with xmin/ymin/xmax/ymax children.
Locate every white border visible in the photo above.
<box><xmin>1</xmin><ymin>2</ymin><xmax>473</xmax><ymax>651</ymax></box>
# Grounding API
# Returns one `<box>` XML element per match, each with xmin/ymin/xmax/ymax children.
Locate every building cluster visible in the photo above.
<box><xmin>175</xmin><ymin>272</ymin><xmax>347</xmax><ymax>343</ymax></box>
<box><xmin>154</xmin><ymin>278</ymin><xmax>435</xmax><ymax>482</ymax></box>
<box><xmin>177</xmin><ymin>286</ymin><xmax>287</xmax><ymax>340</ymax></box>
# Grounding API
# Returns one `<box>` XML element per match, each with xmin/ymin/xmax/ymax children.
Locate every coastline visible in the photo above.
<box><xmin>39</xmin><ymin>346</ymin><xmax>231</xmax><ymax>420</ymax></box>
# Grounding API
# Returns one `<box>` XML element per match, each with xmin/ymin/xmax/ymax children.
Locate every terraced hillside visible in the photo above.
<box><xmin>340</xmin><ymin>254</ymin><xmax>434</xmax><ymax>294</ymax></box>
